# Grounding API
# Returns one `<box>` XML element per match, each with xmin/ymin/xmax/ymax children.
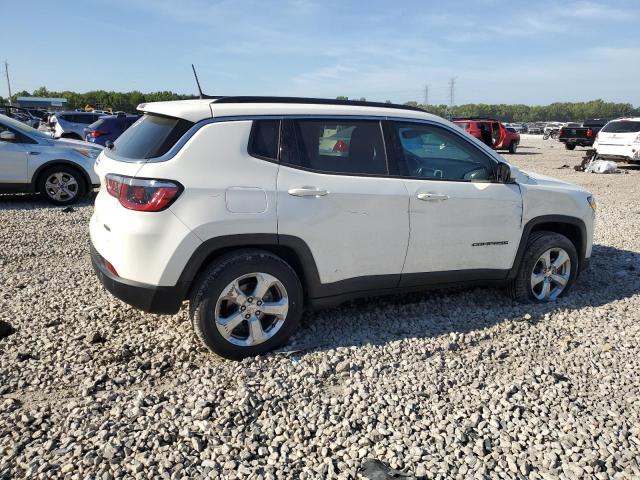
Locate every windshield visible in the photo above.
<box><xmin>111</xmin><ymin>114</ymin><xmax>194</xmax><ymax>159</ymax></box>
<box><xmin>0</xmin><ymin>113</ymin><xmax>52</xmax><ymax>141</ymax></box>
<box><xmin>601</xmin><ymin>120</ymin><xmax>640</xmax><ymax>133</ymax></box>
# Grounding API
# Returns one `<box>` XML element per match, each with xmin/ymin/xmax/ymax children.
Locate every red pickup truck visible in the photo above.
<box><xmin>453</xmin><ymin>118</ymin><xmax>520</xmax><ymax>153</ymax></box>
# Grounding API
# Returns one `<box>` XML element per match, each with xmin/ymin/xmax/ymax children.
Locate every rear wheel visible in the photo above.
<box><xmin>38</xmin><ymin>165</ymin><xmax>86</xmax><ymax>205</ymax></box>
<box><xmin>189</xmin><ymin>250</ymin><xmax>303</xmax><ymax>360</ymax></box>
<box><xmin>508</xmin><ymin>141</ymin><xmax>518</xmax><ymax>154</ymax></box>
<box><xmin>565</xmin><ymin>144</ymin><xmax>576</xmax><ymax>150</ymax></box>
<box><xmin>509</xmin><ymin>231</ymin><xmax>578</xmax><ymax>303</ymax></box>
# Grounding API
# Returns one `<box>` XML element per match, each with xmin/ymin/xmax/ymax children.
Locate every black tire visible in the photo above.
<box><xmin>508</xmin><ymin>231</ymin><xmax>578</xmax><ymax>303</ymax></box>
<box><xmin>543</xmin><ymin>133</ymin><xmax>550</xmax><ymax>140</ymax></box>
<box><xmin>189</xmin><ymin>249</ymin><xmax>303</xmax><ymax>360</ymax></box>
<box><xmin>37</xmin><ymin>165</ymin><xmax>86</xmax><ymax>205</ymax></box>
<box><xmin>508</xmin><ymin>141</ymin><xmax>518</xmax><ymax>154</ymax></box>
<box><xmin>565</xmin><ymin>144</ymin><xmax>576</xmax><ymax>150</ymax></box>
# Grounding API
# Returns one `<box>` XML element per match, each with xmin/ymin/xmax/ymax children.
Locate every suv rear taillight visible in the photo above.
<box><xmin>89</xmin><ymin>130</ymin><xmax>107</xmax><ymax>138</ymax></box>
<box><xmin>105</xmin><ymin>174</ymin><xmax>182</xmax><ymax>212</ymax></box>
<box><xmin>586</xmin><ymin>128</ymin><xmax>593</xmax><ymax>138</ymax></box>
<box><xmin>559</xmin><ymin>127</ymin><xmax>564</xmax><ymax>137</ymax></box>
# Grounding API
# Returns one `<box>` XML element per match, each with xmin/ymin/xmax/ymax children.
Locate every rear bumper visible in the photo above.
<box><xmin>560</xmin><ymin>138</ymin><xmax>592</xmax><ymax>146</ymax></box>
<box><xmin>90</xmin><ymin>242</ymin><xmax>188</xmax><ymax>315</ymax></box>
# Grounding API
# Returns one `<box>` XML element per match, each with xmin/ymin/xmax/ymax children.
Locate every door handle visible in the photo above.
<box><xmin>288</xmin><ymin>187</ymin><xmax>329</xmax><ymax>197</ymax></box>
<box><xmin>417</xmin><ymin>192</ymin><xmax>449</xmax><ymax>201</ymax></box>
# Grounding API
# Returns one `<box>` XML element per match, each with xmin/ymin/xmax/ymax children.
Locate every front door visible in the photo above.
<box><xmin>276</xmin><ymin>118</ymin><xmax>410</xmax><ymax>294</ymax></box>
<box><xmin>0</xmin><ymin>126</ymin><xmax>29</xmax><ymax>184</ymax></box>
<box><xmin>386</xmin><ymin>120</ymin><xmax>523</xmax><ymax>287</ymax></box>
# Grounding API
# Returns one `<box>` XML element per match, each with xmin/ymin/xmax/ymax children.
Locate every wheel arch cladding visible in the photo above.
<box><xmin>509</xmin><ymin>215</ymin><xmax>586</xmax><ymax>279</ymax></box>
<box><xmin>178</xmin><ymin>234</ymin><xmax>321</xmax><ymax>301</ymax></box>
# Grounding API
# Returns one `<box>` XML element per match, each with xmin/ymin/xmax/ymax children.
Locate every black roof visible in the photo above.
<box><xmin>212</xmin><ymin>96</ymin><xmax>425</xmax><ymax>113</ymax></box>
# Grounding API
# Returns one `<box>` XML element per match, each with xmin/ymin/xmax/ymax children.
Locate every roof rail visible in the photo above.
<box><xmin>212</xmin><ymin>96</ymin><xmax>426</xmax><ymax>113</ymax></box>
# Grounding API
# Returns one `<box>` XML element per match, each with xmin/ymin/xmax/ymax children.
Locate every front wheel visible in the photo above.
<box><xmin>38</xmin><ymin>165</ymin><xmax>86</xmax><ymax>205</ymax></box>
<box><xmin>189</xmin><ymin>250</ymin><xmax>303</xmax><ymax>360</ymax></box>
<box><xmin>508</xmin><ymin>231</ymin><xmax>578</xmax><ymax>303</ymax></box>
<box><xmin>543</xmin><ymin>133</ymin><xmax>550</xmax><ymax>140</ymax></box>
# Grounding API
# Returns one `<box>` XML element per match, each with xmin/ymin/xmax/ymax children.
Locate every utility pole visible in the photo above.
<box><xmin>448</xmin><ymin>77</ymin><xmax>456</xmax><ymax>108</ymax></box>
<box><xmin>424</xmin><ymin>84</ymin><xmax>429</xmax><ymax>106</ymax></box>
<box><xmin>4</xmin><ymin>61</ymin><xmax>13</xmax><ymax>106</ymax></box>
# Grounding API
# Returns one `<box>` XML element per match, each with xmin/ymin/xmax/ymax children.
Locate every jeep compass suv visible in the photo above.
<box><xmin>90</xmin><ymin>97</ymin><xmax>595</xmax><ymax>359</ymax></box>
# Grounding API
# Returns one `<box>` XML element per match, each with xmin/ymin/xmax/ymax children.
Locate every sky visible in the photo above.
<box><xmin>2</xmin><ymin>0</ymin><xmax>638</xmax><ymax>106</ymax></box>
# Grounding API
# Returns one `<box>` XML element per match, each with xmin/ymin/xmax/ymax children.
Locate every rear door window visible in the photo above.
<box><xmin>248</xmin><ymin>120</ymin><xmax>280</xmax><ymax>160</ymax></box>
<box><xmin>281</xmin><ymin>119</ymin><xmax>387</xmax><ymax>175</ymax></box>
<box><xmin>600</xmin><ymin>121</ymin><xmax>640</xmax><ymax>133</ymax></box>
<box><xmin>111</xmin><ymin>114</ymin><xmax>194</xmax><ymax>159</ymax></box>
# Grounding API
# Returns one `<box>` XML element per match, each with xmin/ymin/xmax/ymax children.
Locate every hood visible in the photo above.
<box><xmin>513</xmin><ymin>166</ymin><xmax>587</xmax><ymax>192</ymax></box>
<box><xmin>53</xmin><ymin>137</ymin><xmax>103</xmax><ymax>151</ymax></box>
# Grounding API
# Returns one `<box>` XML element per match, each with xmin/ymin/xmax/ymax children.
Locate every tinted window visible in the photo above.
<box><xmin>248</xmin><ymin>120</ymin><xmax>279</xmax><ymax>160</ymax></box>
<box><xmin>391</xmin><ymin>122</ymin><xmax>494</xmax><ymax>181</ymax></box>
<box><xmin>282</xmin><ymin>119</ymin><xmax>387</xmax><ymax>175</ymax></box>
<box><xmin>601</xmin><ymin>121</ymin><xmax>640</xmax><ymax>133</ymax></box>
<box><xmin>112</xmin><ymin>114</ymin><xmax>194</xmax><ymax>159</ymax></box>
<box><xmin>455</xmin><ymin>122</ymin><xmax>469</xmax><ymax>129</ymax></box>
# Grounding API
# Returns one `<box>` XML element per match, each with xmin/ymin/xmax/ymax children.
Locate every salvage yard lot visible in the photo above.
<box><xmin>1</xmin><ymin>135</ymin><xmax>639</xmax><ymax>479</ymax></box>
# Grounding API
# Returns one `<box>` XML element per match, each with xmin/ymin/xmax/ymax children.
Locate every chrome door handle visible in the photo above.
<box><xmin>417</xmin><ymin>192</ymin><xmax>449</xmax><ymax>201</ymax></box>
<box><xmin>288</xmin><ymin>187</ymin><xmax>329</xmax><ymax>197</ymax></box>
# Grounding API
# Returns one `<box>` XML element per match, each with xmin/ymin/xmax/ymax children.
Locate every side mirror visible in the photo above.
<box><xmin>0</xmin><ymin>130</ymin><xmax>16</xmax><ymax>142</ymax></box>
<box><xmin>496</xmin><ymin>163</ymin><xmax>512</xmax><ymax>183</ymax></box>
<box><xmin>105</xmin><ymin>140</ymin><xmax>114</xmax><ymax>149</ymax></box>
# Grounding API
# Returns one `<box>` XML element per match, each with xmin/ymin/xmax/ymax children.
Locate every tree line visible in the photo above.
<box><xmin>403</xmin><ymin>99</ymin><xmax>639</xmax><ymax>122</ymax></box>
<box><xmin>5</xmin><ymin>87</ymin><xmax>197</xmax><ymax>112</ymax></box>
<box><xmin>3</xmin><ymin>87</ymin><xmax>638</xmax><ymax>122</ymax></box>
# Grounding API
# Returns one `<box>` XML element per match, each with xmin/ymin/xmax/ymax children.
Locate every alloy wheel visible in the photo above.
<box><xmin>214</xmin><ymin>272</ymin><xmax>289</xmax><ymax>347</ymax></box>
<box><xmin>530</xmin><ymin>247</ymin><xmax>571</xmax><ymax>301</ymax></box>
<box><xmin>44</xmin><ymin>172</ymin><xmax>79</xmax><ymax>202</ymax></box>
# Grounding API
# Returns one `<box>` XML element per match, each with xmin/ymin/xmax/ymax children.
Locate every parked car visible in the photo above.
<box><xmin>453</xmin><ymin>118</ymin><xmax>520</xmax><ymax>153</ymax></box>
<box><xmin>527</xmin><ymin>123</ymin><xmax>545</xmax><ymax>135</ymax></box>
<box><xmin>559</xmin><ymin>119</ymin><xmax>608</xmax><ymax>150</ymax></box>
<box><xmin>84</xmin><ymin>113</ymin><xmax>140</xmax><ymax>146</ymax></box>
<box><xmin>50</xmin><ymin>111</ymin><xmax>105</xmax><ymax>140</ymax></box>
<box><xmin>593</xmin><ymin>118</ymin><xmax>640</xmax><ymax>163</ymax></box>
<box><xmin>90</xmin><ymin>96</ymin><xmax>595</xmax><ymax>359</ymax></box>
<box><xmin>1</xmin><ymin>105</ymin><xmax>40</xmax><ymax>128</ymax></box>
<box><xmin>0</xmin><ymin>114</ymin><xmax>101</xmax><ymax>204</ymax></box>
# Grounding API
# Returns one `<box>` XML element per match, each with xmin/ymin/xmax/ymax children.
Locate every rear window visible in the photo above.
<box><xmin>600</xmin><ymin>121</ymin><xmax>640</xmax><ymax>133</ymax></box>
<box><xmin>455</xmin><ymin>122</ymin><xmax>470</xmax><ymax>129</ymax></box>
<box><xmin>248</xmin><ymin>120</ymin><xmax>280</xmax><ymax>160</ymax></box>
<box><xmin>112</xmin><ymin>114</ymin><xmax>194</xmax><ymax>159</ymax></box>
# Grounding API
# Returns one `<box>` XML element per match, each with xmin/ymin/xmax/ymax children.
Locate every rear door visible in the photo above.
<box><xmin>387</xmin><ymin>120</ymin><xmax>522</xmax><ymax>285</ymax></box>
<box><xmin>276</xmin><ymin>118</ymin><xmax>410</xmax><ymax>292</ymax></box>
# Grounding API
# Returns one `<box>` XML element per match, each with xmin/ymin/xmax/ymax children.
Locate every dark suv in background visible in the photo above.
<box><xmin>84</xmin><ymin>113</ymin><xmax>140</xmax><ymax>146</ymax></box>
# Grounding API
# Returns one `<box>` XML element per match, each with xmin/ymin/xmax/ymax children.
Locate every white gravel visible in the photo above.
<box><xmin>1</xmin><ymin>135</ymin><xmax>639</xmax><ymax>479</ymax></box>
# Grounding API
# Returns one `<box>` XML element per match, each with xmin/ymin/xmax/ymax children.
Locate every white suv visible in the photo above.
<box><xmin>90</xmin><ymin>97</ymin><xmax>595</xmax><ymax>359</ymax></box>
<box><xmin>593</xmin><ymin>117</ymin><xmax>640</xmax><ymax>163</ymax></box>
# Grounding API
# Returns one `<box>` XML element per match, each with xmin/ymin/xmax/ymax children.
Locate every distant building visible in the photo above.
<box><xmin>16</xmin><ymin>96</ymin><xmax>68</xmax><ymax>109</ymax></box>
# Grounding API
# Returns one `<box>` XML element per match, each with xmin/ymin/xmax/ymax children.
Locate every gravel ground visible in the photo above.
<box><xmin>1</xmin><ymin>135</ymin><xmax>639</xmax><ymax>479</ymax></box>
